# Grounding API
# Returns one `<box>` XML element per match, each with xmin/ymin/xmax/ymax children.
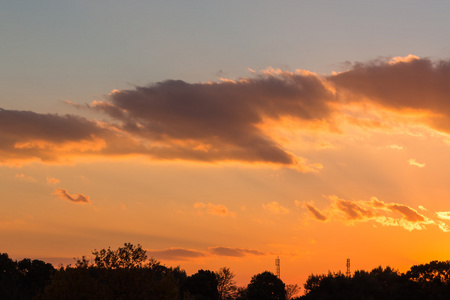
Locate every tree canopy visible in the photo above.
<box><xmin>246</xmin><ymin>271</ymin><xmax>286</xmax><ymax>300</ymax></box>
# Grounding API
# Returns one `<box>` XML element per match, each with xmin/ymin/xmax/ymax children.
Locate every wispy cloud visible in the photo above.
<box><xmin>149</xmin><ymin>245</ymin><xmax>267</xmax><ymax>261</ymax></box>
<box><xmin>15</xmin><ymin>173</ymin><xmax>36</xmax><ymax>182</ymax></box>
<box><xmin>389</xmin><ymin>145</ymin><xmax>404</xmax><ymax>150</ymax></box>
<box><xmin>408</xmin><ymin>159</ymin><xmax>426</xmax><ymax>168</ymax></box>
<box><xmin>262</xmin><ymin>201</ymin><xmax>290</xmax><ymax>214</ymax></box>
<box><xmin>208</xmin><ymin>246</ymin><xmax>266</xmax><ymax>257</ymax></box>
<box><xmin>46</xmin><ymin>177</ymin><xmax>60</xmax><ymax>184</ymax></box>
<box><xmin>149</xmin><ymin>248</ymin><xmax>206</xmax><ymax>261</ymax></box>
<box><xmin>309</xmin><ymin>195</ymin><xmax>441</xmax><ymax>232</ymax></box>
<box><xmin>436</xmin><ymin>211</ymin><xmax>450</xmax><ymax>220</ymax></box>
<box><xmin>52</xmin><ymin>188</ymin><xmax>90</xmax><ymax>204</ymax></box>
<box><xmin>304</xmin><ymin>202</ymin><xmax>327</xmax><ymax>221</ymax></box>
<box><xmin>194</xmin><ymin>202</ymin><xmax>236</xmax><ymax>217</ymax></box>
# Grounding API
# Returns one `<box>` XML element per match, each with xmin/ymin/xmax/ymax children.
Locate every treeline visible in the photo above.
<box><xmin>302</xmin><ymin>261</ymin><xmax>450</xmax><ymax>300</ymax></box>
<box><xmin>0</xmin><ymin>243</ymin><xmax>293</xmax><ymax>300</ymax></box>
<box><xmin>2</xmin><ymin>243</ymin><xmax>450</xmax><ymax>300</ymax></box>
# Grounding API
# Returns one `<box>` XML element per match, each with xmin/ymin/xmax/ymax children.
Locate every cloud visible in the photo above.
<box><xmin>437</xmin><ymin>221</ymin><xmax>450</xmax><ymax>232</ymax></box>
<box><xmin>436</xmin><ymin>211</ymin><xmax>450</xmax><ymax>220</ymax></box>
<box><xmin>304</xmin><ymin>202</ymin><xmax>327</xmax><ymax>221</ymax></box>
<box><xmin>389</xmin><ymin>145</ymin><xmax>404</xmax><ymax>150</ymax></box>
<box><xmin>53</xmin><ymin>189</ymin><xmax>90</xmax><ymax>204</ymax></box>
<box><xmin>333</xmin><ymin>197</ymin><xmax>374</xmax><ymax>220</ymax></box>
<box><xmin>1</xmin><ymin>70</ymin><xmax>333</xmax><ymax>170</ymax></box>
<box><xmin>418</xmin><ymin>205</ymin><xmax>427</xmax><ymax>211</ymax></box>
<box><xmin>388</xmin><ymin>204</ymin><xmax>425</xmax><ymax>222</ymax></box>
<box><xmin>208</xmin><ymin>246</ymin><xmax>266</xmax><ymax>257</ymax></box>
<box><xmin>87</xmin><ymin>73</ymin><xmax>334</xmax><ymax>169</ymax></box>
<box><xmin>149</xmin><ymin>248</ymin><xmax>206</xmax><ymax>261</ymax></box>
<box><xmin>330</xmin><ymin>56</ymin><xmax>450</xmax><ymax>134</ymax></box>
<box><xmin>408</xmin><ymin>159</ymin><xmax>426</xmax><ymax>168</ymax></box>
<box><xmin>262</xmin><ymin>201</ymin><xmax>290</xmax><ymax>214</ymax></box>
<box><xmin>148</xmin><ymin>246</ymin><xmax>266</xmax><ymax>260</ymax></box>
<box><xmin>15</xmin><ymin>173</ymin><xmax>36</xmax><ymax>182</ymax></box>
<box><xmin>194</xmin><ymin>202</ymin><xmax>236</xmax><ymax>217</ymax></box>
<box><xmin>0</xmin><ymin>109</ymin><xmax>115</xmax><ymax>165</ymax></box>
<box><xmin>46</xmin><ymin>177</ymin><xmax>60</xmax><ymax>184</ymax></box>
<box><xmin>388</xmin><ymin>54</ymin><xmax>420</xmax><ymax>65</ymax></box>
<box><xmin>325</xmin><ymin>196</ymin><xmax>435</xmax><ymax>232</ymax></box>
<box><xmin>6</xmin><ymin>55</ymin><xmax>450</xmax><ymax>169</ymax></box>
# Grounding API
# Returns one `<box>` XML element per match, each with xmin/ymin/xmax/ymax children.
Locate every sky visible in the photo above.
<box><xmin>3</xmin><ymin>0</ymin><xmax>450</xmax><ymax>290</ymax></box>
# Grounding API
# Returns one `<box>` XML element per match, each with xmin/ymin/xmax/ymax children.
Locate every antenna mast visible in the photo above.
<box><xmin>275</xmin><ymin>256</ymin><xmax>280</xmax><ymax>279</ymax></box>
<box><xmin>346</xmin><ymin>258</ymin><xmax>351</xmax><ymax>277</ymax></box>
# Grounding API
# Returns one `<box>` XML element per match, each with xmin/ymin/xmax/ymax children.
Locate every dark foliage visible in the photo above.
<box><xmin>300</xmin><ymin>262</ymin><xmax>450</xmax><ymax>300</ymax></box>
<box><xmin>246</xmin><ymin>271</ymin><xmax>286</xmax><ymax>300</ymax></box>
<box><xmin>184</xmin><ymin>269</ymin><xmax>219</xmax><ymax>300</ymax></box>
<box><xmin>4</xmin><ymin>243</ymin><xmax>450</xmax><ymax>300</ymax></box>
<box><xmin>0</xmin><ymin>253</ymin><xmax>55</xmax><ymax>300</ymax></box>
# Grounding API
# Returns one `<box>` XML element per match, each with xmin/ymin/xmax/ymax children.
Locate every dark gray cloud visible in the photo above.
<box><xmin>149</xmin><ymin>248</ymin><xmax>206</xmax><ymax>260</ymax></box>
<box><xmin>91</xmin><ymin>74</ymin><xmax>334</xmax><ymax>166</ymax></box>
<box><xmin>1</xmin><ymin>72</ymin><xmax>333</xmax><ymax>168</ymax></box>
<box><xmin>305</xmin><ymin>203</ymin><xmax>327</xmax><ymax>221</ymax></box>
<box><xmin>0</xmin><ymin>108</ymin><xmax>149</xmax><ymax>164</ymax></box>
<box><xmin>329</xmin><ymin>57</ymin><xmax>450</xmax><ymax>132</ymax></box>
<box><xmin>6</xmin><ymin>56</ymin><xmax>450</xmax><ymax>167</ymax></box>
<box><xmin>53</xmin><ymin>189</ymin><xmax>90</xmax><ymax>204</ymax></box>
<box><xmin>208</xmin><ymin>246</ymin><xmax>265</xmax><ymax>257</ymax></box>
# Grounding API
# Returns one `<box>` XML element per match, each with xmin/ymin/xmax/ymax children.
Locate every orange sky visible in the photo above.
<box><xmin>3</xmin><ymin>55</ymin><xmax>450</xmax><ymax>289</ymax></box>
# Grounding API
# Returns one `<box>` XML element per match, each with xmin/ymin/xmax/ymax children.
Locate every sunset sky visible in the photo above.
<box><xmin>3</xmin><ymin>1</ymin><xmax>450</xmax><ymax>289</ymax></box>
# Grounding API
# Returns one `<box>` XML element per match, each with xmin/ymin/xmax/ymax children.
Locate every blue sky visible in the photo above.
<box><xmin>2</xmin><ymin>1</ymin><xmax>450</xmax><ymax>113</ymax></box>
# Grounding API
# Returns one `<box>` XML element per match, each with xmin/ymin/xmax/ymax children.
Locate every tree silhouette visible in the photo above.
<box><xmin>184</xmin><ymin>269</ymin><xmax>219</xmax><ymax>300</ymax></box>
<box><xmin>216</xmin><ymin>267</ymin><xmax>238</xmax><ymax>300</ymax></box>
<box><xmin>285</xmin><ymin>284</ymin><xmax>301</xmax><ymax>300</ymax></box>
<box><xmin>246</xmin><ymin>271</ymin><xmax>286</xmax><ymax>300</ymax></box>
<box><xmin>91</xmin><ymin>242</ymin><xmax>148</xmax><ymax>269</ymax></box>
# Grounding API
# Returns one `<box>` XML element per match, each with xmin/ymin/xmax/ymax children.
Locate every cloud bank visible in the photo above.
<box><xmin>4</xmin><ymin>55</ymin><xmax>450</xmax><ymax>170</ymax></box>
<box><xmin>304</xmin><ymin>196</ymin><xmax>444</xmax><ymax>232</ymax></box>
<box><xmin>149</xmin><ymin>246</ymin><xmax>266</xmax><ymax>260</ymax></box>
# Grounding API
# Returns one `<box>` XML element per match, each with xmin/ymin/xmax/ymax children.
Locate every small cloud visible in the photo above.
<box><xmin>389</xmin><ymin>144</ymin><xmax>404</xmax><ymax>150</ymax></box>
<box><xmin>209</xmin><ymin>246</ymin><xmax>265</xmax><ymax>257</ymax></box>
<box><xmin>262</xmin><ymin>201</ymin><xmax>289</xmax><ymax>214</ymax></box>
<box><xmin>193</xmin><ymin>202</ymin><xmax>207</xmax><ymax>209</ymax></box>
<box><xmin>437</xmin><ymin>221</ymin><xmax>450</xmax><ymax>232</ymax></box>
<box><xmin>388</xmin><ymin>204</ymin><xmax>425</xmax><ymax>222</ymax></box>
<box><xmin>46</xmin><ymin>177</ymin><xmax>60</xmax><ymax>184</ymax></box>
<box><xmin>331</xmin><ymin>196</ymin><xmax>374</xmax><ymax>220</ymax></box>
<box><xmin>418</xmin><ymin>205</ymin><xmax>427</xmax><ymax>211</ymax></box>
<box><xmin>53</xmin><ymin>189</ymin><xmax>90</xmax><ymax>204</ymax></box>
<box><xmin>408</xmin><ymin>159</ymin><xmax>425</xmax><ymax>168</ymax></box>
<box><xmin>304</xmin><ymin>202</ymin><xmax>327</xmax><ymax>221</ymax></box>
<box><xmin>15</xmin><ymin>174</ymin><xmax>36</xmax><ymax>182</ymax></box>
<box><xmin>388</xmin><ymin>54</ymin><xmax>420</xmax><ymax>65</ymax></box>
<box><xmin>149</xmin><ymin>248</ymin><xmax>206</xmax><ymax>261</ymax></box>
<box><xmin>194</xmin><ymin>202</ymin><xmax>236</xmax><ymax>217</ymax></box>
<box><xmin>436</xmin><ymin>211</ymin><xmax>450</xmax><ymax>220</ymax></box>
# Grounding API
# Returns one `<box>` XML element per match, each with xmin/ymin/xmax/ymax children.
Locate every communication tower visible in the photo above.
<box><xmin>346</xmin><ymin>258</ymin><xmax>351</xmax><ymax>277</ymax></box>
<box><xmin>275</xmin><ymin>256</ymin><xmax>280</xmax><ymax>279</ymax></box>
